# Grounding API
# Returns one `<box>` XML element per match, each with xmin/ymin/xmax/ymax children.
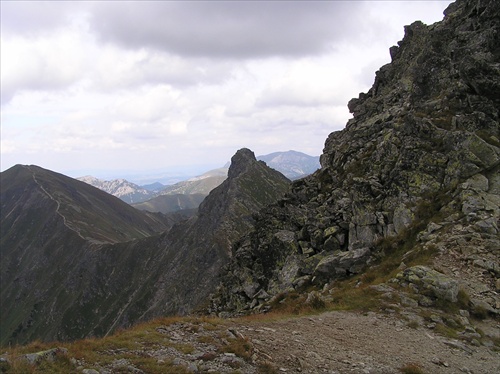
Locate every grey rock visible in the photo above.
<box><xmin>22</xmin><ymin>347</ymin><xmax>67</xmax><ymax>365</ymax></box>
<box><xmin>397</xmin><ymin>266</ymin><xmax>459</xmax><ymax>302</ymax></box>
<box><xmin>313</xmin><ymin>248</ymin><xmax>371</xmax><ymax>280</ymax></box>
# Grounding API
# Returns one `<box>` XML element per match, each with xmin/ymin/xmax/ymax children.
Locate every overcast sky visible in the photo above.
<box><xmin>1</xmin><ymin>0</ymin><xmax>452</xmax><ymax>181</ymax></box>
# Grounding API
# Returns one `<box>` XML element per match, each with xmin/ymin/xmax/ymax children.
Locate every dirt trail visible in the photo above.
<box><xmin>236</xmin><ymin>310</ymin><xmax>499</xmax><ymax>374</ymax></box>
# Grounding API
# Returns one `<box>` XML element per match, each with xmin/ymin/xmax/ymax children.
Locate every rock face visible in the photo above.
<box><xmin>0</xmin><ymin>149</ymin><xmax>290</xmax><ymax>345</ymax></box>
<box><xmin>210</xmin><ymin>0</ymin><xmax>499</xmax><ymax>316</ymax></box>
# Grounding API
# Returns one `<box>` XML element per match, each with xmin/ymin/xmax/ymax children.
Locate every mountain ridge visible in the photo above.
<box><xmin>77</xmin><ymin>151</ymin><xmax>318</xmax><ymax>206</ymax></box>
<box><xmin>0</xmin><ymin>149</ymin><xmax>290</xmax><ymax>345</ymax></box>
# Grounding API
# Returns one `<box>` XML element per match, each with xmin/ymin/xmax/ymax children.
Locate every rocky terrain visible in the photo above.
<box><xmin>2</xmin><ymin>309</ymin><xmax>498</xmax><ymax>373</ymax></box>
<box><xmin>210</xmin><ymin>0</ymin><xmax>499</xmax><ymax>321</ymax></box>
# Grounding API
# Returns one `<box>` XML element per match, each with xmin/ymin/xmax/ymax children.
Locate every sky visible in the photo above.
<box><xmin>1</xmin><ymin>0</ymin><xmax>452</xmax><ymax>181</ymax></box>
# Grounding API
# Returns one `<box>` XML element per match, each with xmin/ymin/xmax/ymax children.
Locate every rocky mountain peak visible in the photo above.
<box><xmin>211</xmin><ymin>0</ymin><xmax>500</xmax><ymax>318</ymax></box>
<box><xmin>227</xmin><ymin>148</ymin><xmax>259</xmax><ymax>179</ymax></box>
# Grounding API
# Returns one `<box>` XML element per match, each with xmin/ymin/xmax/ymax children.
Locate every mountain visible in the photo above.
<box><xmin>131</xmin><ymin>193</ymin><xmax>205</xmax><ymax>214</ymax></box>
<box><xmin>210</xmin><ymin>0</ymin><xmax>500</xmax><ymax>320</ymax></box>
<box><xmin>257</xmin><ymin>150</ymin><xmax>320</xmax><ymax>180</ymax></box>
<box><xmin>158</xmin><ymin>167</ymin><xmax>228</xmax><ymax>196</ymax></box>
<box><xmin>77</xmin><ymin>152</ymin><xmax>318</xmax><ymax>207</ymax></box>
<box><xmin>137</xmin><ymin>149</ymin><xmax>290</xmax><ymax>320</ymax></box>
<box><xmin>3</xmin><ymin>0</ymin><xmax>499</xmax><ymax>355</ymax></box>
<box><xmin>0</xmin><ymin>149</ymin><xmax>290</xmax><ymax>345</ymax></box>
<box><xmin>77</xmin><ymin>175</ymin><xmax>154</xmax><ymax>203</ymax></box>
<box><xmin>140</xmin><ymin>182</ymin><xmax>165</xmax><ymax>192</ymax></box>
<box><xmin>2</xmin><ymin>166</ymin><xmax>171</xmax><ymax>244</ymax></box>
<box><xmin>0</xmin><ymin>165</ymin><xmax>179</xmax><ymax>345</ymax></box>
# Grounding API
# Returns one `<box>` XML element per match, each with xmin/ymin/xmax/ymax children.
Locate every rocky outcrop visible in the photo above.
<box><xmin>210</xmin><ymin>0</ymin><xmax>499</xmax><ymax>316</ymax></box>
<box><xmin>139</xmin><ymin>149</ymin><xmax>290</xmax><ymax>320</ymax></box>
<box><xmin>395</xmin><ymin>265</ymin><xmax>459</xmax><ymax>303</ymax></box>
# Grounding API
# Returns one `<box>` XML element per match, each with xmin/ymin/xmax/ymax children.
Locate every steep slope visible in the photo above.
<box><xmin>138</xmin><ymin>149</ymin><xmax>291</xmax><ymax>318</ymax></box>
<box><xmin>0</xmin><ymin>149</ymin><xmax>289</xmax><ymax>345</ymax></box>
<box><xmin>0</xmin><ymin>165</ymin><xmax>176</xmax><ymax>345</ymax></box>
<box><xmin>257</xmin><ymin>150</ymin><xmax>320</xmax><ymax>180</ymax></box>
<box><xmin>211</xmin><ymin>0</ymin><xmax>499</xmax><ymax>317</ymax></box>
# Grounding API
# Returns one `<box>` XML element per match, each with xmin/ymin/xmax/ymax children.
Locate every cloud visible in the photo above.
<box><xmin>0</xmin><ymin>1</ymin><xmax>86</xmax><ymax>35</ymax></box>
<box><xmin>90</xmin><ymin>1</ymin><xmax>364</xmax><ymax>58</ymax></box>
<box><xmin>1</xmin><ymin>0</ymin><xmax>453</xmax><ymax>175</ymax></box>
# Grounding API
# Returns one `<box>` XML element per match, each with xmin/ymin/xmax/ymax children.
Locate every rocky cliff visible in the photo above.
<box><xmin>138</xmin><ymin>149</ymin><xmax>290</xmax><ymax>319</ymax></box>
<box><xmin>210</xmin><ymin>0</ymin><xmax>499</xmax><ymax>317</ymax></box>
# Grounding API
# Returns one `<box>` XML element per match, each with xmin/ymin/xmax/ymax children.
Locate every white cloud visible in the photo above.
<box><xmin>0</xmin><ymin>1</ymin><xmax>453</xmax><ymax>176</ymax></box>
<box><xmin>90</xmin><ymin>1</ymin><xmax>364</xmax><ymax>58</ymax></box>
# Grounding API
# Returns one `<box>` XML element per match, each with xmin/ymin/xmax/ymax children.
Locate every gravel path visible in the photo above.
<box><xmin>236</xmin><ymin>311</ymin><xmax>500</xmax><ymax>374</ymax></box>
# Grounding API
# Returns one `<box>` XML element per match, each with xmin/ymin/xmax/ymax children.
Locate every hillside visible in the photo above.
<box><xmin>1</xmin><ymin>310</ymin><xmax>498</xmax><ymax>373</ymax></box>
<box><xmin>132</xmin><ymin>193</ymin><xmax>205</xmax><ymax>214</ymax></box>
<box><xmin>0</xmin><ymin>165</ymin><xmax>178</xmax><ymax>345</ymax></box>
<box><xmin>1</xmin><ymin>165</ymin><xmax>170</xmax><ymax>244</ymax></box>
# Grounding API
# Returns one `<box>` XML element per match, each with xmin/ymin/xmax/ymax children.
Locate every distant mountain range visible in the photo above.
<box><xmin>257</xmin><ymin>150</ymin><xmax>320</xmax><ymax>180</ymax></box>
<box><xmin>76</xmin><ymin>176</ymin><xmax>152</xmax><ymax>204</ymax></box>
<box><xmin>77</xmin><ymin>151</ymin><xmax>319</xmax><ymax>209</ymax></box>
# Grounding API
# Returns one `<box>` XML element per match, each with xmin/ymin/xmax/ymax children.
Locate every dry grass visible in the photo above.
<box><xmin>400</xmin><ymin>362</ymin><xmax>425</xmax><ymax>374</ymax></box>
<box><xmin>257</xmin><ymin>362</ymin><xmax>279</xmax><ymax>374</ymax></box>
<box><xmin>1</xmin><ymin>316</ymin><xmax>223</xmax><ymax>373</ymax></box>
<box><xmin>218</xmin><ymin>337</ymin><xmax>253</xmax><ymax>361</ymax></box>
<box><xmin>329</xmin><ymin>285</ymin><xmax>384</xmax><ymax>312</ymax></box>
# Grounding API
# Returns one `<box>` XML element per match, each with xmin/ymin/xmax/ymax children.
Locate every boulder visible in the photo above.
<box><xmin>396</xmin><ymin>266</ymin><xmax>459</xmax><ymax>302</ymax></box>
<box><xmin>313</xmin><ymin>247</ymin><xmax>371</xmax><ymax>280</ymax></box>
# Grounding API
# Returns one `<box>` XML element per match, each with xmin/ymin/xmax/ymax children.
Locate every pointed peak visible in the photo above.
<box><xmin>228</xmin><ymin>148</ymin><xmax>257</xmax><ymax>179</ymax></box>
